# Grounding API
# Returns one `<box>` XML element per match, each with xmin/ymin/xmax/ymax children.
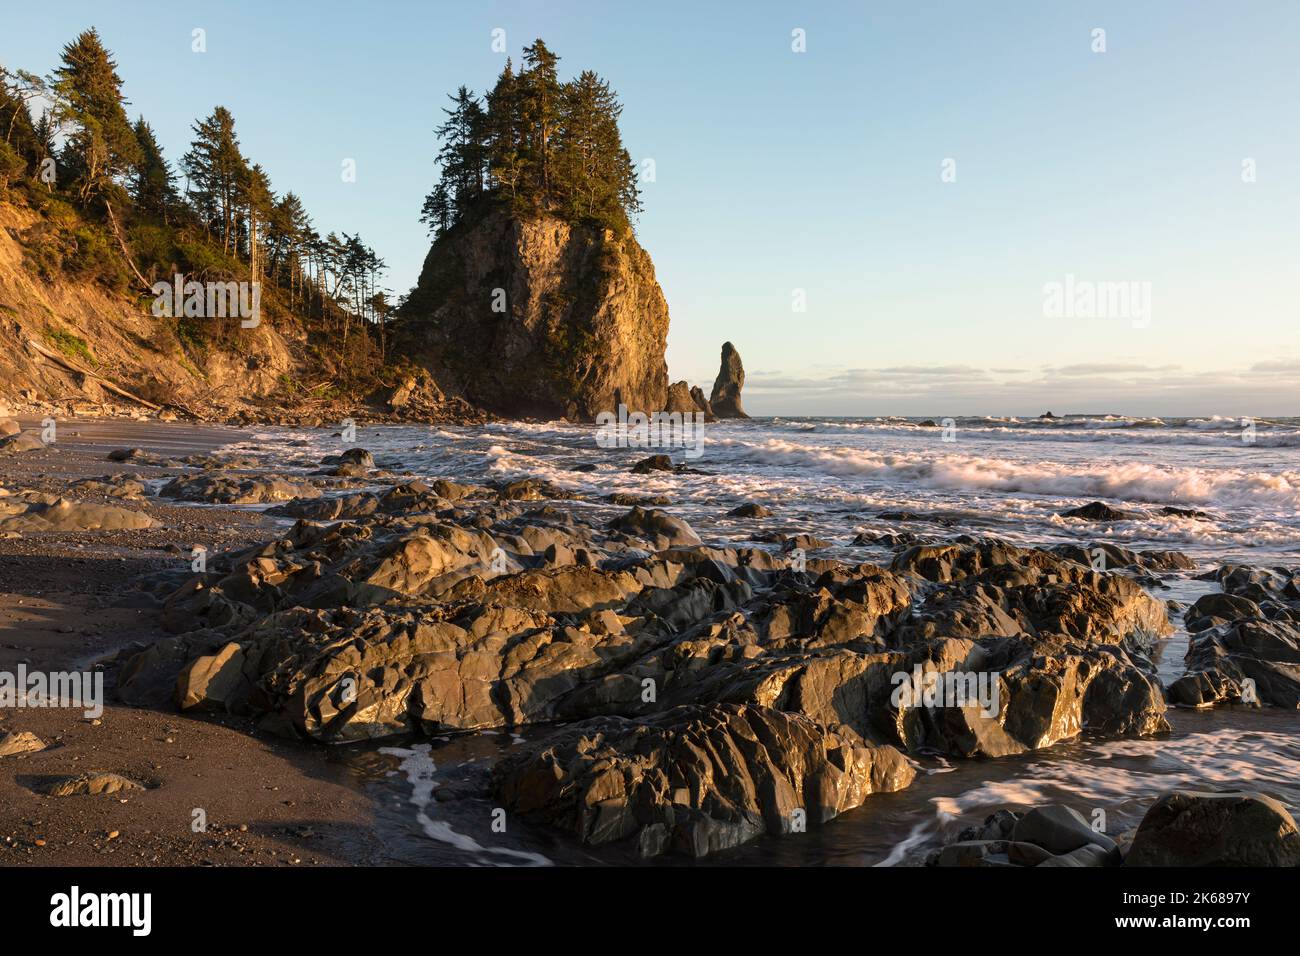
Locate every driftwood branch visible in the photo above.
<box><xmin>25</xmin><ymin>337</ymin><xmax>162</xmax><ymax>411</ymax></box>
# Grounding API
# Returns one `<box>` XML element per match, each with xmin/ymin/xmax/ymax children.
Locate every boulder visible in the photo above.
<box><xmin>1060</xmin><ymin>501</ymin><xmax>1139</xmax><ymax>522</ymax></box>
<box><xmin>174</xmin><ymin>642</ymin><xmax>251</xmax><ymax>712</ymax></box>
<box><xmin>1011</xmin><ymin>804</ymin><xmax>1118</xmax><ymax>859</ymax></box>
<box><xmin>1125</xmin><ymin>790</ymin><xmax>1300</xmax><ymax>866</ymax></box>
<box><xmin>608</xmin><ymin>506</ymin><xmax>702</xmax><ymax>548</ymax></box>
<box><xmin>0</xmin><ymin>431</ymin><xmax>45</xmax><ymax>454</ymax></box>
<box><xmin>728</xmin><ymin>503</ymin><xmax>773</xmax><ymax>518</ymax></box>
<box><xmin>0</xmin><ymin>497</ymin><xmax>161</xmax><ymax>532</ymax></box>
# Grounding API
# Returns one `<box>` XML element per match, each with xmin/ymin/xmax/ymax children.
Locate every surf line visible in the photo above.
<box><xmin>379</xmin><ymin>743</ymin><xmax>552</xmax><ymax>867</ymax></box>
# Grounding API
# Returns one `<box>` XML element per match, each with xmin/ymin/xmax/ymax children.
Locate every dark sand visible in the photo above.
<box><xmin>0</xmin><ymin>419</ymin><xmax>382</xmax><ymax>866</ymax></box>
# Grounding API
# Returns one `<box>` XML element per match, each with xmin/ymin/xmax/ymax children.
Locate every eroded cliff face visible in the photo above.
<box><xmin>0</xmin><ymin>202</ymin><xmax>297</xmax><ymax>415</ymax></box>
<box><xmin>396</xmin><ymin>208</ymin><xmax>669</xmax><ymax>421</ymax></box>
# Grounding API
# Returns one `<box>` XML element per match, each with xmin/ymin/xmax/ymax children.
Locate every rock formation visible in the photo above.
<box><xmin>709</xmin><ymin>341</ymin><xmax>748</xmax><ymax>418</ymax></box>
<box><xmin>1168</xmin><ymin>563</ymin><xmax>1300</xmax><ymax>708</ymax></box>
<box><xmin>113</xmin><ymin>459</ymin><xmax>1188</xmax><ymax>856</ymax></box>
<box><xmin>395</xmin><ymin>208</ymin><xmax>670</xmax><ymax>421</ymax></box>
<box><xmin>664</xmin><ymin>380</ymin><xmax>712</xmax><ymax>418</ymax></box>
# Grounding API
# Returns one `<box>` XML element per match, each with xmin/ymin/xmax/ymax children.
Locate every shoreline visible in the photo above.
<box><xmin>0</xmin><ymin>422</ymin><xmax>382</xmax><ymax>866</ymax></box>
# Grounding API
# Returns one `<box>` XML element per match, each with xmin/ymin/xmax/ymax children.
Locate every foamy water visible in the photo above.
<box><xmin>230</xmin><ymin>413</ymin><xmax>1300</xmax><ymax>565</ymax></box>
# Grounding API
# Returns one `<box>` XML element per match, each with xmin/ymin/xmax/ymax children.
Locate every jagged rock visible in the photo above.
<box><xmin>631</xmin><ymin>454</ymin><xmax>674</xmax><ymax>473</ymax></box>
<box><xmin>174</xmin><ymin>642</ymin><xmax>252</xmax><ymax>712</ymax></box>
<box><xmin>1012</xmin><ymin>804</ymin><xmax>1119</xmax><ymax>860</ymax></box>
<box><xmin>267</xmin><ymin>494</ymin><xmax>379</xmax><ymax>521</ymax></box>
<box><xmin>1158</xmin><ymin>506</ymin><xmax>1212</xmax><ymax>520</ymax></box>
<box><xmin>728</xmin><ymin>503</ymin><xmax>772</xmax><ymax>518</ymax></box>
<box><xmin>664</xmin><ymin>380</ymin><xmax>708</xmax><ymax>417</ymax></box>
<box><xmin>708</xmin><ymin>341</ymin><xmax>748</xmax><ymax>419</ymax></box>
<box><xmin>1125</xmin><ymin>790</ymin><xmax>1300</xmax><ymax>866</ymax></box>
<box><xmin>44</xmin><ymin>772</ymin><xmax>145</xmax><ymax>797</ymax></box>
<box><xmin>396</xmin><ymin>208</ymin><xmax>670</xmax><ymax>420</ymax></box>
<box><xmin>1184</xmin><ymin>592</ymin><xmax>1261</xmax><ymax>630</ymax></box>
<box><xmin>607</xmin><ymin>506</ymin><xmax>702</xmax><ymax>548</ymax></box>
<box><xmin>689</xmin><ymin>386</ymin><xmax>713</xmax><ymax>418</ymax></box>
<box><xmin>1060</xmin><ymin>501</ymin><xmax>1139</xmax><ymax>521</ymax></box>
<box><xmin>0</xmin><ymin>730</ymin><xmax>46</xmax><ymax>757</ymax></box>
<box><xmin>70</xmin><ymin>476</ymin><xmax>147</xmax><ymax>499</ymax></box>
<box><xmin>1169</xmin><ymin>619</ymin><xmax>1300</xmax><ymax>707</ymax></box>
<box><xmin>0</xmin><ymin>497</ymin><xmax>160</xmax><ymax>532</ymax></box>
<box><xmin>493</xmin><ymin>703</ymin><xmax>915</xmax><ymax>857</ymax></box>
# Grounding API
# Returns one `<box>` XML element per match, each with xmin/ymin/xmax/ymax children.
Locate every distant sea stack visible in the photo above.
<box><xmin>396</xmin><ymin>207</ymin><xmax>669</xmax><ymax>421</ymax></box>
<box><xmin>709</xmin><ymin>341</ymin><xmax>749</xmax><ymax>418</ymax></box>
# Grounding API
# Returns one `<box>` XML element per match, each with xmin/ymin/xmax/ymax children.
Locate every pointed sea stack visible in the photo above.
<box><xmin>709</xmin><ymin>341</ymin><xmax>749</xmax><ymax>418</ymax></box>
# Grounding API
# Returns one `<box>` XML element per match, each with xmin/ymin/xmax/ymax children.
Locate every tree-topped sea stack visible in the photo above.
<box><xmin>395</xmin><ymin>40</ymin><xmax>669</xmax><ymax>420</ymax></box>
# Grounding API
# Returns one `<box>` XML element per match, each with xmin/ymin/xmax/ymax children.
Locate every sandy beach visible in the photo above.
<box><xmin>0</xmin><ymin>421</ymin><xmax>380</xmax><ymax>866</ymax></box>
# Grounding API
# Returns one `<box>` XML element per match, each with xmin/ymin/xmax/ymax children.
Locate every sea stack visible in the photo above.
<box><xmin>709</xmin><ymin>341</ymin><xmax>749</xmax><ymax>418</ymax></box>
<box><xmin>395</xmin><ymin>208</ymin><xmax>670</xmax><ymax>422</ymax></box>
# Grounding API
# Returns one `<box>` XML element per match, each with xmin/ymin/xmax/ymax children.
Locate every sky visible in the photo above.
<box><xmin>4</xmin><ymin>0</ymin><xmax>1299</xmax><ymax>417</ymax></box>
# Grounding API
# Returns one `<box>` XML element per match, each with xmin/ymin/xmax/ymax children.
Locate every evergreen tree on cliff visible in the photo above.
<box><xmin>130</xmin><ymin>118</ymin><xmax>179</xmax><ymax>222</ymax></box>
<box><xmin>50</xmin><ymin>29</ymin><xmax>141</xmax><ymax>206</ymax></box>
<box><xmin>182</xmin><ymin>106</ymin><xmax>247</xmax><ymax>253</ymax></box>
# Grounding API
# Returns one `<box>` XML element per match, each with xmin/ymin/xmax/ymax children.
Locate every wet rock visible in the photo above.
<box><xmin>1158</xmin><ymin>506</ymin><xmax>1211</xmax><ymax>520</ymax></box>
<box><xmin>1169</xmin><ymin>619</ymin><xmax>1300</xmax><ymax>708</ymax></box>
<box><xmin>607</xmin><ymin>506</ymin><xmax>702</xmax><ymax>548</ymax></box>
<box><xmin>1185</xmin><ymin>592</ymin><xmax>1261</xmax><ymax>629</ymax></box>
<box><xmin>493</xmin><ymin>703</ymin><xmax>914</xmax><ymax>858</ymax></box>
<box><xmin>1125</xmin><ymin>790</ymin><xmax>1300</xmax><ymax>866</ymax></box>
<box><xmin>728</xmin><ymin>503</ymin><xmax>772</xmax><ymax>518</ymax></box>
<box><xmin>1012</xmin><ymin>804</ymin><xmax>1119</xmax><ymax>859</ymax></box>
<box><xmin>1059</xmin><ymin>501</ymin><xmax>1139</xmax><ymax>521</ymax></box>
<box><xmin>631</xmin><ymin>455</ymin><xmax>673</xmax><ymax>473</ymax></box>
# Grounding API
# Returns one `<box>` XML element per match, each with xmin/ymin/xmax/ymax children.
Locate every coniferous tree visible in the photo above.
<box><xmin>49</xmin><ymin>29</ymin><xmax>140</xmax><ymax>205</ymax></box>
<box><xmin>131</xmin><ymin>117</ymin><xmax>179</xmax><ymax>222</ymax></box>
<box><xmin>518</xmin><ymin>39</ymin><xmax>561</xmax><ymax>205</ymax></box>
<box><xmin>182</xmin><ymin>106</ymin><xmax>245</xmax><ymax>253</ymax></box>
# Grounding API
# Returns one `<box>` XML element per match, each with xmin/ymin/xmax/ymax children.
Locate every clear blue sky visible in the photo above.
<box><xmin>5</xmin><ymin>0</ymin><xmax>1299</xmax><ymax>416</ymax></box>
